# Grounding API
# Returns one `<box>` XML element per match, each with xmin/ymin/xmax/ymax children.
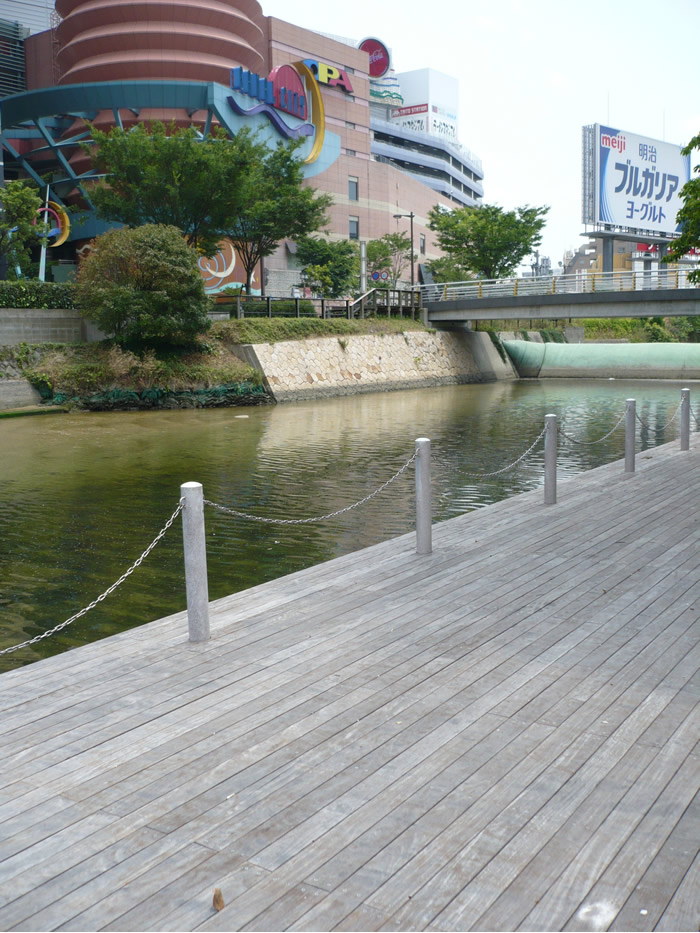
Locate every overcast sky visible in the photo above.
<box><xmin>263</xmin><ymin>0</ymin><xmax>700</xmax><ymax>265</ymax></box>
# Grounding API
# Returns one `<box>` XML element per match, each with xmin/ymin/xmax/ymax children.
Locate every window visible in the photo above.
<box><xmin>420</xmin><ymin>234</ymin><xmax>426</xmax><ymax>255</ymax></box>
<box><xmin>345</xmin><ymin>121</ymin><xmax>355</xmax><ymax>129</ymax></box>
<box><xmin>345</xmin><ymin>148</ymin><xmax>356</xmax><ymax>156</ymax></box>
<box><xmin>348</xmin><ymin>176</ymin><xmax>358</xmax><ymax>201</ymax></box>
<box><xmin>349</xmin><ymin>216</ymin><xmax>359</xmax><ymax>240</ymax></box>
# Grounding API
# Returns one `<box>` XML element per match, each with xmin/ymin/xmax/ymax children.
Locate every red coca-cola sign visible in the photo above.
<box><xmin>359</xmin><ymin>38</ymin><xmax>390</xmax><ymax>78</ymax></box>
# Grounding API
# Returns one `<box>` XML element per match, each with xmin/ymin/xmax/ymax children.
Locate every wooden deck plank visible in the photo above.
<box><xmin>0</xmin><ymin>438</ymin><xmax>698</xmax><ymax>932</ymax></box>
<box><xmin>654</xmin><ymin>850</ymin><xmax>700</xmax><ymax>933</ymax></box>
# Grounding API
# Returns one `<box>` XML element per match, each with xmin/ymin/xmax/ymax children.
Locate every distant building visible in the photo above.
<box><xmin>0</xmin><ymin>0</ymin><xmax>53</xmax><ymax>35</ymax></box>
<box><xmin>0</xmin><ymin>1</ymin><xmax>486</xmax><ymax>294</ymax></box>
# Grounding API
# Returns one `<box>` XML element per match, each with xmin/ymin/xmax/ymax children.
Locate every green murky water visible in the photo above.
<box><xmin>0</xmin><ymin>378</ymin><xmax>692</xmax><ymax>670</ymax></box>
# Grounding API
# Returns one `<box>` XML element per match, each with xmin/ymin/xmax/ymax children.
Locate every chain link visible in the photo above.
<box><xmin>0</xmin><ymin>500</ymin><xmax>184</xmax><ymax>657</ymax></box>
<box><xmin>692</xmin><ymin>407</ymin><xmax>700</xmax><ymax>428</ymax></box>
<box><xmin>635</xmin><ymin>399</ymin><xmax>682</xmax><ymax>431</ymax></box>
<box><xmin>204</xmin><ymin>452</ymin><xmax>418</xmax><ymax>525</ymax></box>
<box><xmin>456</xmin><ymin>425</ymin><xmax>547</xmax><ymax>478</ymax></box>
<box><xmin>558</xmin><ymin>409</ymin><xmax>627</xmax><ymax>445</ymax></box>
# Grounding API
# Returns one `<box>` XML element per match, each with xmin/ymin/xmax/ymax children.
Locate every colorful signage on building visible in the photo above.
<box><xmin>358</xmin><ymin>38</ymin><xmax>390</xmax><ymax>78</ymax></box>
<box><xmin>38</xmin><ymin>200</ymin><xmax>71</xmax><ymax>247</ymax></box>
<box><xmin>228</xmin><ymin>62</ymin><xmax>326</xmax><ymax>164</ymax></box>
<box><xmin>302</xmin><ymin>59</ymin><xmax>354</xmax><ymax>94</ymax></box>
<box><xmin>582</xmin><ymin>124</ymin><xmax>690</xmax><ymax>238</ymax></box>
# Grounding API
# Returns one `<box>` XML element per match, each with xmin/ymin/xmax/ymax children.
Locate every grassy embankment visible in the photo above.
<box><xmin>1</xmin><ymin>316</ymin><xmax>429</xmax><ymax>410</ymax></box>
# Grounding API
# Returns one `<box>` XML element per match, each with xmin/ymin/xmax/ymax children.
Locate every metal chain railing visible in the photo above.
<box><xmin>204</xmin><ymin>452</ymin><xmax>418</xmax><ymax>525</ymax></box>
<box><xmin>692</xmin><ymin>407</ymin><xmax>700</xmax><ymax>427</ymax></box>
<box><xmin>0</xmin><ymin>500</ymin><xmax>184</xmax><ymax>657</ymax></box>
<box><xmin>635</xmin><ymin>399</ymin><xmax>683</xmax><ymax>431</ymax></box>
<box><xmin>455</xmin><ymin>425</ymin><xmax>547</xmax><ymax>478</ymax></box>
<box><xmin>558</xmin><ymin>410</ymin><xmax>627</xmax><ymax>445</ymax></box>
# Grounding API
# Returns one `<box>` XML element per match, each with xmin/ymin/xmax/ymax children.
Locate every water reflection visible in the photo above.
<box><xmin>0</xmin><ymin>378</ymin><xmax>691</xmax><ymax>669</ymax></box>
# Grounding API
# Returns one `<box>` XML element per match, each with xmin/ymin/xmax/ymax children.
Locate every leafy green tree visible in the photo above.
<box><xmin>366</xmin><ymin>232</ymin><xmax>413</xmax><ymax>287</ymax></box>
<box><xmin>427</xmin><ymin>254</ymin><xmax>474</xmax><ymax>284</ymax></box>
<box><xmin>665</xmin><ymin>132</ymin><xmax>700</xmax><ymax>282</ymax></box>
<box><xmin>295</xmin><ymin>235</ymin><xmax>360</xmax><ymax>297</ymax></box>
<box><xmin>84</xmin><ymin>122</ymin><xmax>258</xmax><ymax>257</ymax></box>
<box><xmin>427</xmin><ymin>203</ymin><xmax>549</xmax><ymax>280</ymax></box>
<box><xmin>0</xmin><ymin>181</ymin><xmax>44</xmax><ymax>279</ymax></box>
<box><xmin>226</xmin><ymin>142</ymin><xmax>332</xmax><ymax>295</ymax></box>
<box><xmin>75</xmin><ymin>224</ymin><xmax>211</xmax><ymax>347</ymax></box>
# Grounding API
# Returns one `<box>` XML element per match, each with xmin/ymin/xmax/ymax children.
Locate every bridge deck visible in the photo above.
<box><xmin>0</xmin><ymin>441</ymin><xmax>698</xmax><ymax>932</ymax></box>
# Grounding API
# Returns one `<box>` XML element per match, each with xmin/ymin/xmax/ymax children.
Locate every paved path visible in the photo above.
<box><xmin>0</xmin><ymin>440</ymin><xmax>698</xmax><ymax>932</ymax></box>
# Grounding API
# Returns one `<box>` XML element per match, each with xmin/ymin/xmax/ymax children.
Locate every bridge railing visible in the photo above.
<box><xmin>419</xmin><ymin>268</ymin><xmax>695</xmax><ymax>303</ymax></box>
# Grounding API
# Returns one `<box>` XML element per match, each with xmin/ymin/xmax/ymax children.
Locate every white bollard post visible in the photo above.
<box><xmin>415</xmin><ymin>438</ymin><xmax>432</xmax><ymax>554</ymax></box>
<box><xmin>544</xmin><ymin>414</ymin><xmax>557</xmax><ymax>505</ymax></box>
<box><xmin>625</xmin><ymin>399</ymin><xmax>636</xmax><ymax>473</ymax></box>
<box><xmin>680</xmin><ymin>388</ymin><xmax>690</xmax><ymax>451</ymax></box>
<box><xmin>181</xmin><ymin>482</ymin><xmax>210</xmax><ymax>642</ymax></box>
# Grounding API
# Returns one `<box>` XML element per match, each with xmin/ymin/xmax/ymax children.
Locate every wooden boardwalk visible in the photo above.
<box><xmin>0</xmin><ymin>440</ymin><xmax>698</xmax><ymax>932</ymax></box>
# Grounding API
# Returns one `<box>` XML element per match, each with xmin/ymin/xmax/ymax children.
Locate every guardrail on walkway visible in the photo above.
<box><xmin>418</xmin><ymin>268</ymin><xmax>696</xmax><ymax>303</ymax></box>
<box><xmin>1</xmin><ymin>390</ymin><xmax>696</xmax><ymax>658</ymax></box>
<box><xmin>215</xmin><ymin>290</ymin><xmax>420</xmax><ymax>321</ymax></box>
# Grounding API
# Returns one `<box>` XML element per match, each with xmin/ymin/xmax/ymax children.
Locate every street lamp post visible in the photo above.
<box><xmin>393</xmin><ymin>211</ymin><xmax>415</xmax><ymax>290</ymax></box>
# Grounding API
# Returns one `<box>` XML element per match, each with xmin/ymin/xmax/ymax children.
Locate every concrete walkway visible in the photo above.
<box><xmin>0</xmin><ymin>439</ymin><xmax>698</xmax><ymax>931</ymax></box>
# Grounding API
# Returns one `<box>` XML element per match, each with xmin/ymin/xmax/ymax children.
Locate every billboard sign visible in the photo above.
<box><xmin>430</xmin><ymin>104</ymin><xmax>457</xmax><ymax>140</ymax></box>
<box><xmin>582</xmin><ymin>124</ymin><xmax>690</xmax><ymax>237</ymax></box>
<box><xmin>358</xmin><ymin>38</ymin><xmax>390</xmax><ymax>78</ymax></box>
<box><xmin>390</xmin><ymin>104</ymin><xmax>428</xmax><ymax>134</ymax></box>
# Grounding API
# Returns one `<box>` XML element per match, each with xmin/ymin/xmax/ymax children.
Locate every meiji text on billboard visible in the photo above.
<box><xmin>596</xmin><ymin>124</ymin><xmax>690</xmax><ymax>237</ymax></box>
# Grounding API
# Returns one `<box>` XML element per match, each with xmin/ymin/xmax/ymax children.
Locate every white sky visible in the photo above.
<box><xmin>262</xmin><ymin>0</ymin><xmax>700</xmax><ymax>265</ymax></box>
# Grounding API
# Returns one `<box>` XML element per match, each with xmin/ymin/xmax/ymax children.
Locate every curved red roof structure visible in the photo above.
<box><xmin>55</xmin><ymin>0</ymin><xmax>266</xmax><ymax>85</ymax></box>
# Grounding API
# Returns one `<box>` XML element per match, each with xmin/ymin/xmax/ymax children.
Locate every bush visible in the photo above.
<box><xmin>644</xmin><ymin>321</ymin><xmax>673</xmax><ymax>342</ymax></box>
<box><xmin>0</xmin><ymin>281</ymin><xmax>75</xmax><ymax>309</ymax></box>
<box><xmin>75</xmin><ymin>224</ymin><xmax>211</xmax><ymax>347</ymax></box>
<box><xmin>24</xmin><ymin>342</ymin><xmax>263</xmax><ymax>400</ymax></box>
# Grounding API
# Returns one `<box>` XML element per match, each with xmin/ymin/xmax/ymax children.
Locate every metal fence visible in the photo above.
<box><xmin>418</xmin><ymin>268</ymin><xmax>696</xmax><ymax>303</ymax></box>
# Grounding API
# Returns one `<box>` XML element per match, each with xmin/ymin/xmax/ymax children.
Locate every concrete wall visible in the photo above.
<box><xmin>235</xmin><ymin>329</ymin><xmax>516</xmax><ymax>402</ymax></box>
<box><xmin>0</xmin><ymin>379</ymin><xmax>42</xmax><ymax>409</ymax></box>
<box><xmin>0</xmin><ymin>308</ymin><xmax>86</xmax><ymax>346</ymax></box>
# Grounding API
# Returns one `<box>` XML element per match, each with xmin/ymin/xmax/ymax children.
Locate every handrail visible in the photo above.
<box><xmin>418</xmin><ymin>268</ymin><xmax>697</xmax><ymax>303</ymax></box>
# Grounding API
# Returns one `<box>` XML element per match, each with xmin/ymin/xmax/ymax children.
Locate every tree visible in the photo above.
<box><xmin>0</xmin><ymin>181</ymin><xmax>44</xmax><ymax>279</ymax></box>
<box><xmin>427</xmin><ymin>254</ymin><xmax>474</xmax><ymax>284</ymax></box>
<box><xmin>225</xmin><ymin>142</ymin><xmax>332</xmax><ymax>295</ymax></box>
<box><xmin>427</xmin><ymin>203</ymin><xmax>549</xmax><ymax>280</ymax></box>
<box><xmin>366</xmin><ymin>232</ymin><xmax>413</xmax><ymax>287</ymax></box>
<box><xmin>84</xmin><ymin>122</ymin><xmax>258</xmax><ymax>257</ymax></box>
<box><xmin>75</xmin><ymin>224</ymin><xmax>211</xmax><ymax>347</ymax></box>
<box><xmin>295</xmin><ymin>235</ymin><xmax>360</xmax><ymax>297</ymax></box>
<box><xmin>665</xmin><ymin>132</ymin><xmax>700</xmax><ymax>282</ymax></box>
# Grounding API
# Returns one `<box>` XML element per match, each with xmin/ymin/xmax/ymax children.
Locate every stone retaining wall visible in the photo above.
<box><xmin>236</xmin><ymin>329</ymin><xmax>515</xmax><ymax>401</ymax></box>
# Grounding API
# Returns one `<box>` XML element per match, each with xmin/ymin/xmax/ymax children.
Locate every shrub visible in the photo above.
<box><xmin>75</xmin><ymin>224</ymin><xmax>211</xmax><ymax>347</ymax></box>
<box><xmin>0</xmin><ymin>281</ymin><xmax>75</xmax><ymax>309</ymax></box>
<box><xmin>644</xmin><ymin>321</ymin><xmax>673</xmax><ymax>342</ymax></box>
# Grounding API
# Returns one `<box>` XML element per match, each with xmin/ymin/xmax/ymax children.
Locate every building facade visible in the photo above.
<box><xmin>0</xmin><ymin>0</ymin><xmax>485</xmax><ymax>293</ymax></box>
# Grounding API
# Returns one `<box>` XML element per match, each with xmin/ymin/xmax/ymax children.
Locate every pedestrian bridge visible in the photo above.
<box><xmin>419</xmin><ymin>270</ymin><xmax>700</xmax><ymax>323</ymax></box>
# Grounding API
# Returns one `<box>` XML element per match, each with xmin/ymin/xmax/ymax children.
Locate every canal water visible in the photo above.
<box><xmin>0</xmin><ymin>378</ymin><xmax>692</xmax><ymax>670</ymax></box>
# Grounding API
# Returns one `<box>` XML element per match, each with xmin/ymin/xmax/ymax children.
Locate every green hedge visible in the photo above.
<box><xmin>0</xmin><ymin>281</ymin><xmax>76</xmax><ymax>310</ymax></box>
<box><xmin>47</xmin><ymin>383</ymin><xmax>269</xmax><ymax>411</ymax></box>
